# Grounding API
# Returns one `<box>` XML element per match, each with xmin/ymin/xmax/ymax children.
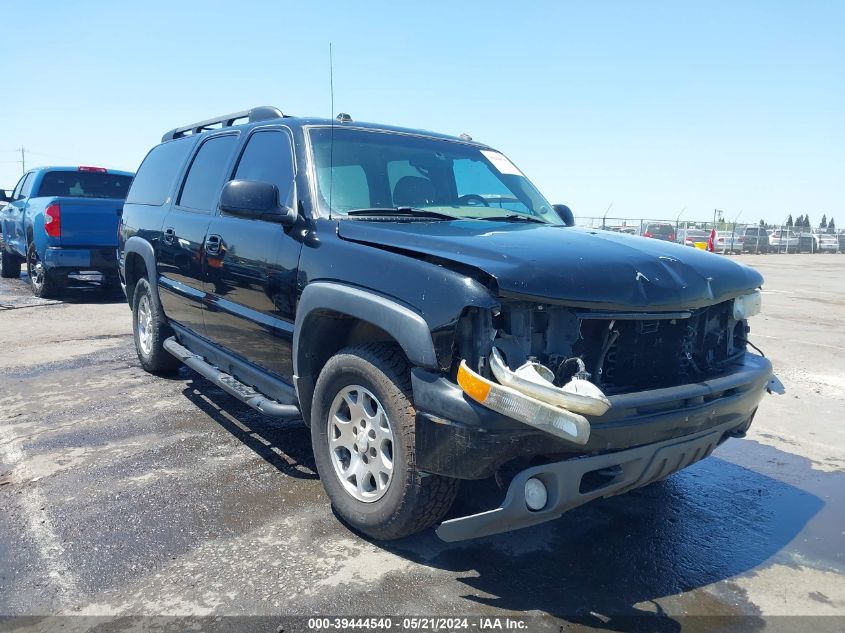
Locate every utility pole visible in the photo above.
<box><xmin>713</xmin><ymin>209</ymin><xmax>723</xmax><ymax>231</ymax></box>
<box><xmin>18</xmin><ymin>147</ymin><xmax>26</xmax><ymax>173</ymax></box>
<box><xmin>731</xmin><ymin>210</ymin><xmax>742</xmax><ymax>254</ymax></box>
<box><xmin>601</xmin><ymin>202</ymin><xmax>613</xmax><ymax>230</ymax></box>
<box><xmin>675</xmin><ymin>206</ymin><xmax>686</xmax><ymax>238</ymax></box>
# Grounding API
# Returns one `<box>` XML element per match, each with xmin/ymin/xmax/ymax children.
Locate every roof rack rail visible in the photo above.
<box><xmin>161</xmin><ymin>106</ymin><xmax>285</xmax><ymax>142</ymax></box>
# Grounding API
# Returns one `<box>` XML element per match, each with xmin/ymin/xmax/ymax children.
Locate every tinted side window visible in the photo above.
<box><xmin>18</xmin><ymin>173</ymin><xmax>35</xmax><ymax>199</ymax></box>
<box><xmin>126</xmin><ymin>139</ymin><xmax>193</xmax><ymax>206</ymax></box>
<box><xmin>178</xmin><ymin>135</ymin><xmax>238</xmax><ymax>212</ymax></box>
<box><xmin>233</xmin><ymin>131</ymin><xmax>295</xmax><ymax>204</ymax></box>
<box><xmin>11</xmin><ymin>174</ymin><xmax>27</xmax><ymax>200</ymax></box>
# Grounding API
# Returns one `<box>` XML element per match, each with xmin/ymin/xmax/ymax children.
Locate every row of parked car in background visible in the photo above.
<box><xmin>638</xmin><ymin>222</ymin><xmax>843</xmax><ymax>254</ymax></box>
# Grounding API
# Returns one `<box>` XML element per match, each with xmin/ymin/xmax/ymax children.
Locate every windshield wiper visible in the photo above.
<box><xmin>345</xmin><ymin>207</ymin><xmax>456</xmax><ymax>220</ymax></box>
<box><xmin>473</xmin><ymin>214</ymin><xmax>547</xmax><ymax>224</ymax></box>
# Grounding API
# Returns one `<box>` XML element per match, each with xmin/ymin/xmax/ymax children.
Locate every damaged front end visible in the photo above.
<box><xmin>412</xmin><ymin>289</ymin><xmax>772</xmax><ymax>540</ymax></box>
<box><xmin>456</xmin><ymin>350</ymin><xmax>609</xmax><ymax>445</ymax></box>
<box><xmin>452</xmin><ymin>291</ymin><xmax>762</xmax><ymax>445</ymax></box>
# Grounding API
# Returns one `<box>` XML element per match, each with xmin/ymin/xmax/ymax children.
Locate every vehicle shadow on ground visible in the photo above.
<box><xmin>13</xmin><ymin>272</ymin><xmax>126</xmax><ymax>304</ymax></box>
<box><xmin>380</xmin><ymin>446</ymin><xmax>826</xmax><ymax>632</ymax></box>
<box><xmin>179</xmin><ymin>374</ymin><xmax>318</xmax><ymax>481</ymax></box>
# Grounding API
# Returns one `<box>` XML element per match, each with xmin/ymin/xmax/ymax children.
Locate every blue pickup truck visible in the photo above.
<box><xmin>0</xmin><ymin>166</ymin><xmax>134</xmax><ymax>297</ymax></box>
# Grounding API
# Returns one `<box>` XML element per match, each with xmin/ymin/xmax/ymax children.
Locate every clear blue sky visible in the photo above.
<box><xmin>1</xmin><ymin>0</ymin><xmax>842</xmax><ymax>225</ymax></box>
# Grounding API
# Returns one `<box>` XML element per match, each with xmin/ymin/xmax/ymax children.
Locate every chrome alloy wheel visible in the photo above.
<box><xmin>327</xmin><ymin>385</ymin><xmax>395</xmax><ymax>502</ymax></box>
<box><xmin>27</xmin><ymin>248</ymin><xmax>44</xmax><ymax>291</ymax></box>
<box><xmin>136</xmin><ymin>294</ymin><xmax>154</xmax><ymax>356</ymax></box>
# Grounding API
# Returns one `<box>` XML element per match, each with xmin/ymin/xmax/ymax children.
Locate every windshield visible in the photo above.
<box><xmin>308</xmin><ymin>127</ymin><xmax>560</xmax><ymax>224</ymax></box>
<box><xmin>36</xmin><ymin>171</ymin><xmax>133</xmax><ymax>199</ymax></box>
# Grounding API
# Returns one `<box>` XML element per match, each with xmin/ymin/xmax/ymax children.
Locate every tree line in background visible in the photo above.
<box><xmin>773</xmin><ymin>214</ymin><xmax>836</xmax><ymax>231</ymax></box>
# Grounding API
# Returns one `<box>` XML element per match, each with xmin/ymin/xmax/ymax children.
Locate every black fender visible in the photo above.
<box><xmin>293</xmin><ymin>282</ymin><xmax>439</xmax><ymax>420</ymax></box>
<box><xmin>293</xmin><ymin>282</ymin><xmax>438</xmax><ymax>370</ymax></box>
<box><xmin>122</xmin><ymin>236</ymin><xmax>161</xmax><ymax>308</ymax></box>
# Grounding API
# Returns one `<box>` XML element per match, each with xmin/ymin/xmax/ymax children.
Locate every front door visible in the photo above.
<box><xmin>157</xmin><ymin>133</ymin><xmax>239</xmax><ymax>336</ymax></box>
<box><xmin>2</xmin><ymin>172</ymin><xmax>35</xmax><ymax>255</ymax></box>
<box><xmin>203</xmin><ymin>128</ymin><xmax>301</xmax><ymax>380</ymax></box>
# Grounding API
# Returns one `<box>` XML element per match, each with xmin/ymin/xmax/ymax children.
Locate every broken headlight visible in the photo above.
<box><xmin>732</xmin><ymin>289</ymin><xmax>762</xmax><ymax>320</ymax></box>
<box><xmin>457</xmin><ymin>360</ymin><xmax>591</xmax><ymax>445</ymax></box>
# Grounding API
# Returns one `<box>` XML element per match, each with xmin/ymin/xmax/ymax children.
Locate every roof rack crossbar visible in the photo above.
<box><xmin>161</xmin><ymin>106</ymin><xmax>284</xmax><ymax>142</ymax></box>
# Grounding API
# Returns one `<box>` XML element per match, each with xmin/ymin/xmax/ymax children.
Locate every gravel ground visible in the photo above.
<box><xmin>0</xmin><ymin>257</ymin><xmax>843</xmax><ymax>631</ymax></box>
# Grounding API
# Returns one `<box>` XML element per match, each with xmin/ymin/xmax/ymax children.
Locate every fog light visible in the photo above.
<box><xmin>524</xmin><ymin>477</ymin><xmax>548</xmax><ymax>511</ymax></box>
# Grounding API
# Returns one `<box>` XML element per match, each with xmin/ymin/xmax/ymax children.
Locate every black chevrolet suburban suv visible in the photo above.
<box><xmin>118</xmin><ymin>106</ymin><xmax>773</xmax><ymax>541</ymax></box>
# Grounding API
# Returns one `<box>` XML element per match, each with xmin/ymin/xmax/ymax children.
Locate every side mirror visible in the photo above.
<box><xmin>0</xmin><ymin>190</ymin><xmax>11</xmax><ymax>203</ymax></box>
<box><xmin>553</xmin><ymin>204</ymin><xmax>575</xmax><ymax>227</ymax></box>
<box><xmin>219</xmin><ymin>180</ymin><xmax>297</xmax><ymax>226</ymax></box>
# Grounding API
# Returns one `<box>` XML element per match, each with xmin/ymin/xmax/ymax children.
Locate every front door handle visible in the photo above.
<box><xmin>205</xmin><ymin>234</ymin><xmax>223</xmax><ymax>256</ymax></box>
<box><xmin>163</xmin><ymin>227</ymin><xmax>175</xmax><ymax>244</ymax></box>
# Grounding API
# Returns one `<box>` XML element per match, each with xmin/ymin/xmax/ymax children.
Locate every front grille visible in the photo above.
<box><xmin>574</xmin><ymin>300</ymin><xmax>747</xmax><ymax>394</ymax></box>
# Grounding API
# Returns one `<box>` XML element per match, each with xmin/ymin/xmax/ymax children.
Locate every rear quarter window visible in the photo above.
<box><xmin>126</xmin><ymin>139</ymin><xmax>194</xmax><ymax>206</ymax></box>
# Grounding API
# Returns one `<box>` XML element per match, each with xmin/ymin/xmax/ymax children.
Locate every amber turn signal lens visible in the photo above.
<box><xmin>457</xmin><ymin>361</ymin><xmax>491</xmax><ymax>402</ymax></box>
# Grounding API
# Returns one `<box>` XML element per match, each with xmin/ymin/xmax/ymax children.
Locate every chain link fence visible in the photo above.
<box><xmin>572</xmin><ymin>216</ymin><xmax>843</xmax><ymax>254</ymax></box>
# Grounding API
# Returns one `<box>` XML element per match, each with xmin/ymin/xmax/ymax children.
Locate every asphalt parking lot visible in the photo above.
<box><xmin>1</xmin><ymin>255</ymin><xmax>843</xmax><ymax>630</ymax></box>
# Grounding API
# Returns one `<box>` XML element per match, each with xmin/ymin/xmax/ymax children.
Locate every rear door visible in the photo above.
<box><xmin>158</xmin><ymin>133</ymin><xmax>239</xmax><ymax>337</ymax></box>
<box><xmin>202</xmin><ymin>127</ymin><xmax>301</xmax><ymax>380</ymax></box>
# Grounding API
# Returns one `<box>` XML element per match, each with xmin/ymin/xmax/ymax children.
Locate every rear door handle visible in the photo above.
<box><xmin>163</xmin><ymin>227</ymin><xmax>175</xmax><ymax>244</ymax></box>
<box><xmin>205</xmin><ymin>234</ymin><xmax>222</xmax><ymax>255</ymax></box>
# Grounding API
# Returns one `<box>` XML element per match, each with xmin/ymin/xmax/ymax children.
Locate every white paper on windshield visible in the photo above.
<box><xmin>481</xmin><ymin>150</ymin><xmax>523</xmax><ymax>176</ymax></box>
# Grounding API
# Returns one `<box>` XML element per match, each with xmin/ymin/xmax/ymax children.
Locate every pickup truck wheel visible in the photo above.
<box><xmin>311</xmin><ymin>343</ymin><xmax>459</xmax><ymax>540</ymax></box>
<box><xmin>26</xmin><ymin>244</ymin><xmax>65</xmax><ymax>298</ymax></box>
<box><xmin>132</xmin><ymin>277</ymin><xmax>181</xmax><ymax>374</ymax></box>
<box><xmin>0</xmin><ymin>249</ymin><xmax>21</xmax><ymax>278</ymax></box>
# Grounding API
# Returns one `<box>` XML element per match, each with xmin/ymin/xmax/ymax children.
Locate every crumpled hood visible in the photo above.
<box><xmin>337</xmin><ymin>220</ymin><xmax>764</xmax><ymax>309</ymax></box>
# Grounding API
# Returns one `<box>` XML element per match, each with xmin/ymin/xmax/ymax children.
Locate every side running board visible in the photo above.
<box><xmin>163</xmin><ymin>337</ymin><xmax>301</xmax><ymax>419</ymax></box>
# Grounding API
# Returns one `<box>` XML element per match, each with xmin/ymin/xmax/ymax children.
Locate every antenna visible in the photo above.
<box><xmin>328</xmin><ymin>42</ymin><xmax>334</xmax><ymax>219</ymax></box>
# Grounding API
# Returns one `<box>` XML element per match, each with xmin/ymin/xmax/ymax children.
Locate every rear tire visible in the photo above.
<box><xmin>27</xmin><ymin>244</ymin><xmax>65</xmax><ymax>298</ymax></box>
<box><xmin>311</xmin><ymin>343</ymin><xmax>459</xmax><ymax>540</ymax></box>
<box><xmin>132</xmin><ymin>277</ymin><xmax>181</xmax><ymax>374</ymax></box>
<box><xmin>1</xmin><ymin>248</ymin><xmax>21</xmax><ymax>278</ymax></box>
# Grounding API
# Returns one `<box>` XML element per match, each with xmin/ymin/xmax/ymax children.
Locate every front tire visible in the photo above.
<box><xmin>27</xmin><ymin>244</ymin><xmax>65</xmax><ymax>298</ymax></box>
<box><xmin>311</xmin><ymin>343</ymin><xmax>459</xmax><ymax>540</ymax></box>
<box><xmin>132</xmin><ymin>277</ymin><xmax>181</xmax><ymax>374</ymax></box>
